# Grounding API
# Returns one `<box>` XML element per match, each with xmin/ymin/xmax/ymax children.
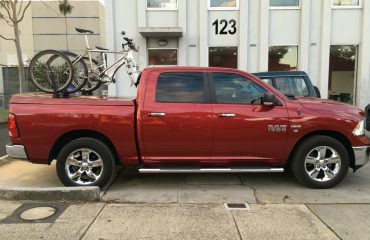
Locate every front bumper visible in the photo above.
<box><xmin>6</xmin><ymin>144</ymin><xmax>28</xmax><ymax>159</ymax></box>
<box><xmin>352</xmin><ymin>146</ymin><xmax>370</xmax><ymax>170</ymax></box>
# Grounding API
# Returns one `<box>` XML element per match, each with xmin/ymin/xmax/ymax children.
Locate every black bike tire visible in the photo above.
<box><xmin>29</xmin><ymin>50</ymin><xmax>74</xmax><ymax>93</ymax></box>
<box><xmin>59</xmin><ymin>51</ymin><xmax>89</xmax><ymax>93</ymax></box>
<box><xmin>79</xmin><ymin>57</ymin><xmax>103</xmax><ymax>94</ymax></box>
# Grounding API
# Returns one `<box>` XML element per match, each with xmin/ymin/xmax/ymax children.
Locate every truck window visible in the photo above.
<box><xmin>212</xmin><ymin>73</ymin><xmax>266</xmax><ymax>104</ymax></box>
<box><xmin>275</xmin><ymin>77</ymin><xmax>309</xmax><ymax>97</ymax></box>
<box><xmin>155</xmin><ymin>72</ymin><xmax>206</xmax><ymax>103</ymax></box>
<box><xmin>261</xmin><ymin>78</ymin><xmax>273</xmax><ymax>87</ymax></box>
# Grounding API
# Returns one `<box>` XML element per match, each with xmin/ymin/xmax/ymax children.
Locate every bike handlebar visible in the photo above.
<box><xmin>122</xmin><ymin>36</ymin><xmax>138</xmax><ymax>52</ymax></box>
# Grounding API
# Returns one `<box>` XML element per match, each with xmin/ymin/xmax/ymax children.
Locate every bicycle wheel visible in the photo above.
<box><xmin>29</xmin><ymin>50</ymin><xmax>73</xmax><ymax>93</ymax></box>
<box><xmin>79</xmin><ymin>57</ymin><xmax>103</xmax><ymax>94</ymax></box>
<box><xmin>59</xmin><ymin>51</ymin><xmax>88</xmax><ymax>93</ymax></box>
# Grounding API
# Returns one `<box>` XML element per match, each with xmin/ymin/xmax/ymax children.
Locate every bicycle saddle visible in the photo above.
<box><xmin>75</xmin><ymin>27</ymin><xmax>94</xmax><ymax>34</ymax></box>
<box><xmin>95</xmin><ymin>45</ymin><xmax>109</xmax><ymax>51</ymax></box>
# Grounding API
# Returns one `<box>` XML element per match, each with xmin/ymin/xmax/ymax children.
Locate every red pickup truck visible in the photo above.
<box><xmin>6</xmin><ymin>67</ymin><xmax>370</xmax><ymax>189</ymax></box>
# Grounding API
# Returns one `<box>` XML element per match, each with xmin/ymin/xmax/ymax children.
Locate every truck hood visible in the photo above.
<box><xmin>296</xmin><ymin>97</ymin><xmax>364</xmax><ymax>119</ymax></box>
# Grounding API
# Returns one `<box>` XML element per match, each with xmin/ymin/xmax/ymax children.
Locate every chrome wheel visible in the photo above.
<box><xmin>65</xmin><ymin>148</ymin><xmax>104</xmax><ymax>185</ymax></box>
<box><xmin>304</xmin><ymin>146</ymin><xmax>341</xmax><ymax>182</ymax></box>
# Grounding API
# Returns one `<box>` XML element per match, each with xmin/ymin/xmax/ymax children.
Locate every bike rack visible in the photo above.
<box><xmin>50</xmin><ymin>77</ymin><xmax>70</xmax><ymax>99</ymax></box>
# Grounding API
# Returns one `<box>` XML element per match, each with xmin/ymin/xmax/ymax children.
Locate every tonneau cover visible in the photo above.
<box><xmin>10</xmin><ymin>93</ymin><xmax>135</xmax><ymax>106</ymax></box>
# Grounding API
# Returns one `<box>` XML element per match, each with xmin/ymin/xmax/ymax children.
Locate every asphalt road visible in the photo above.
<box><xmin>0</xmin><ymin>124</ymin><xmax>9</xmax><ymax>156</ymax></box>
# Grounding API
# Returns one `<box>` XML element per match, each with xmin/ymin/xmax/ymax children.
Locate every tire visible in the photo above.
<box><xmin>58</xmin><ymin>51</ymin><xmax>89</xmax><ymax>93</ymax></box>
<box><xmin>29</xmin><ymin>50</ymin><xmax>74</xmax><ymax>93</ymax></box>
<box><xmin>79</xmin><ymin>57</ymin><xmax>103</xmax><ymax>94</ymax></box>
<box><xmin>291</xmin><ymin>135</ymin><xmax>349</xmax><ymax>189</ymax></box>
<box><xmin>56</xmin><ymin>138</ymin><xmax>115</xmax><ymax>187</ymax></box>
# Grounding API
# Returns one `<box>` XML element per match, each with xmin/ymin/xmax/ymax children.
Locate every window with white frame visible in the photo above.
<box><xmin>209</xmin><ymin>0</ymin><xmax>239</xmax><ymax>10</ymax></box>
<box><xmin>148</xmin><ymin>49</ymin><xmax>178</xmax><ymax>66</ymax></box>
<box><xmin>333</xmin><ymin>0</ymin><xmax>360</xmax><ymax>7</ymax></box>
<box><xmin>270</xmin><ymin>0</ymin><xmax>299</xmax><ymax>7</ymax></box>
<box><xmin>147</xmin><ymin>0</ymin><xmax>177</xmax><ymax>10</ymax></box>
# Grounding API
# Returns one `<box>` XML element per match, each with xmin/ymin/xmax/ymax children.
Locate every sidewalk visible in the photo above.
<box><xmin>1</xmin><ymin>200</ymin><xmax>370</xmax><ymax>239</ymax></box>
<box><xmin>0</xmin><ymin>158</ymin><xmax>370</xmax><ymax>239</ymax></box>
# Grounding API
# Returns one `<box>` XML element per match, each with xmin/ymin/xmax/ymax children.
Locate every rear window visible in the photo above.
<box><xmin>275</xmin><ymin>76</ymin><xmax>309</xmax><ymax>97</ymax></box>
<box><xmin>155</xmin><ymin>72</ymin><xmax>206</xmax><ymax>103</ymax></box>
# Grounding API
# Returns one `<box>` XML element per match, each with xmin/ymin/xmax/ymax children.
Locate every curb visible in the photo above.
<box><xmin>0</xmin><ymin>186</ymin><xmax>100</xmax><ymax>202</ymax></box>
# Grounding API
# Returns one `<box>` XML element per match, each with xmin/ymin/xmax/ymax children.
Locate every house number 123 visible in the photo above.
<box><xmin>212</xmin><ymin>19</ymin><xmax>237</xmax><ymax>35</ymax></box>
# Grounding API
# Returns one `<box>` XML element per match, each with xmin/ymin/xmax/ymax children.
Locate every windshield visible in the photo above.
<box><xmin>275</xmin><ymin>76</ymin><xmax>309</xmax><ymax>97</ymax></box>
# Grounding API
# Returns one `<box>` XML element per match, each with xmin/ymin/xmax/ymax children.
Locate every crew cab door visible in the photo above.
<box><xmin>140</xmin><ymin>70</ymin><xmax>213</xmax><ymax>165</ymax></box>
<box><xmin>210</xmin><ymin>72</ymin><xmax>289</xmax><ymax>164</ymax></box>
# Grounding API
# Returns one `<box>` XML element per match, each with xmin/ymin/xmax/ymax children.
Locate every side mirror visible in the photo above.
<box><xmin>314</xmin><ymin>86</ymin><xmax>321</xmax><ymax>98</ymax></box>
<box><xmin>262</xmin><ymin>92</ymin><xmax>277</xmax><ymax>106</ymax></box>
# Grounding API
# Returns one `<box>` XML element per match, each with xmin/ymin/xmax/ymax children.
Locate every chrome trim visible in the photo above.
<box><xmin>352</xmin><ymin>146</ymin><xmax>370</xmax><ymax>166</ymax></box>
<box><xmin>139</xmin><ymin>167</ymin><xmax>284</xmax><ymax>173</ymax></box>
<box><xmin>6</xmin><ymin>144</ymin><xmax>28</xmax><ymax>159</ymax></box>
<box><xmin>148</xmin><ymin>112</ymin><xmax>166</xmax><ymax>117</ymax></box>
<box><xmin>219</xmin><ymin>113</ymin><xmax>236</xmax><ymax>118</ymax></box>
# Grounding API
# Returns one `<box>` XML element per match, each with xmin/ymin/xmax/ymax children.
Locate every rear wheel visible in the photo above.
<box><xmin>56</xmin><ymin>138</ymin><xmax>115</xmax><ymax>187</ymax></box>
<box><xmin>291</xmin><ymin>135</ymin><xmax>349</xmax><ymax>189</ymax></box>
<box><xmin>29</xmin><ymin>50</ymin><xmax>73</xmax><ymax>93</ymax></box>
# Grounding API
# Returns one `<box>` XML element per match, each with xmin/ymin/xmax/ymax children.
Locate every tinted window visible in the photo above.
<box><xmin>261</xmin><ymin>78</ymin><xmax>273</xmax><ymax>87</ymax></box>
<box><xmin>155</xmin><ymin>72</ymin><xmax>206</xmax><ymax>103</ymax></box>
<box><xmin>213</xmin><ymin>73</ymin><xmax>267</xmax><ymax>104</ymax></box>
<box><xmin>275</xmin><ymin>76</ymin><xmax>309</xmax><ymax>96</ymax></box>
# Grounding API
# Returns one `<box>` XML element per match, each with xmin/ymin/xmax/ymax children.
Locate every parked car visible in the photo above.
<box><xmin>6</xmin><ymin>67</ymin><xmax>370</xmax><ymax>189</ymax></box>
<box><xmin>252</xmin><ymin>71</ymin><xmax>321</xmax><ymax>98</ymax></box>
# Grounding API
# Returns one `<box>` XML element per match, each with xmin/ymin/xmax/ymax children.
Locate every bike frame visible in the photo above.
<box><xmin>72</xmin><ymin>34</ymin><xmax>130</xmax><ymax>80</ymax></box>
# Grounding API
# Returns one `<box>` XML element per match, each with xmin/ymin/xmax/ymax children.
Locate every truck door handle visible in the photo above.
<box><xmin>219</xmin><ymin>113</ymin><xmax>235</xmax><ymax>118</ymax></box>
<box><xmin>148</xmin><ymin>112</ymin><xmax>166</xmax><ymax>117</ymax></box>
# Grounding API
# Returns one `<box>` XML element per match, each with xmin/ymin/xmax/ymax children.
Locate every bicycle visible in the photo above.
<box><xmin>29</xmin><ymin>27</ymin><xmax>139</xmax><ymax>95</ymax></box>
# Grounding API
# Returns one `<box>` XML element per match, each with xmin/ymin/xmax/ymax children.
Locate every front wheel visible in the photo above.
<box><xmin>29</xmin><ymin>50</ymin><xmax>74</xmax><ymax>93</ymax></box>
<box><xmin>56</xmin><ymin>138</ymin><xmax>115</xmax><ymax>187</ymax></box>
<box><xmin>291</xmin><ymin>135</ymin><xmax>349</xmax><ymax>189</ymax></box>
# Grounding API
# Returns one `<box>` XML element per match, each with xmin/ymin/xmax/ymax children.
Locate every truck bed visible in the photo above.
<box><xmin>9</xmin><ymin>93</ymin><xmax>138</xmax><ymax>165</ymax></box>
<box><xmin>10</xmin><ymin>93</ymin><xmax>135</xmax><ymax>106</ymax></box>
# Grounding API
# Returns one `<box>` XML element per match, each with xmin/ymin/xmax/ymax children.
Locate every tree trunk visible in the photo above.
<box><xmin>13</xmin><ymin>15</ymin><xmax>25</xmax><ymax>93</ymax></box>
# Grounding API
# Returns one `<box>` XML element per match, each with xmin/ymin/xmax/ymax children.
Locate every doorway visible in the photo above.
<box><xmin>328</xmin><ymin>45</ymin><xmax>358</xmax><ymax>105</ymax></box>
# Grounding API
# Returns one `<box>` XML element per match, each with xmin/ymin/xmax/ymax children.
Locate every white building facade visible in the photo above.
<box><xmin>105</xmin><ymin>0</ymin><xmax>370</xmax><ymax>108</ymax></box>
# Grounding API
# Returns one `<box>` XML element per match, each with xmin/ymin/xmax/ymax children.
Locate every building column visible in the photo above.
<box><xmin>259</xmin><ymin>0</ymin><xmax>269</xmax><ymax>71</ymax></box>
<box><xmin>199</xmin><ymin>0</ymin><xmax>208</xmax><ymax>66</ymax></box>
<box><xmin>137</xmin><ymin>0</ymin><xmax>148</xmax><ymax>68</ymax></box>
<box><xmin>105</xmin><ymin>0</ymin><xmax>117</xmax><ymax>96</ymax></box>
<box><xmin>356</xmin><ymin>0</ymin><xmax>370</xmax><ymax>108</ymax></box>
<box><xmin>238</xmin><ymin>0</ymin><xmax>249</xmax><ymax>71</ymax></box>
<box><xmin>178</xmin><ymin>0</ymin><xmax>187</xmax><ymax>66</ymax></box>
<box><xmin>318</xmin><ymin>0</ymin><xmax>331</xmax><ymax>99</ymax></box>
<box><xmin>299</xmin><ymin>0</ymin><xmax>310</xmax><ymax>72</ymax></box>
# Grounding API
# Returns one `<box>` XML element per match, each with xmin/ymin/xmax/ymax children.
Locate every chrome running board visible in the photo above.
<box><xmin>138</xmin><ymin>167</ymin><xmax>284</xmax><ymax>173</ymax></box>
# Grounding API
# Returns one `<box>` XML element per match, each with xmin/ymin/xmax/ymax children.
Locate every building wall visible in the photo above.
<box><xmin>0</xmin><ymin>0</ymin><xmax>105</xmax><ymax>65</ymax></box>
<box><xmin>106</xmin><ymin>0</ymin><xmax>370</xmax><ymax>109</ymax></box>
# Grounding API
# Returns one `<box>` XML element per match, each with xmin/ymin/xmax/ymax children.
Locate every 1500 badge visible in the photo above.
<box><xmin>268</xmin><ymin>125</ymin><xmax>287</xmax><ymax>132</ymax></box>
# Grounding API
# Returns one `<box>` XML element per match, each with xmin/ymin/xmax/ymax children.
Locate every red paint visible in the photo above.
<box><xmin>8</xmin><ymin>67</ymin><xmax>370</xmax><ymax>167</ymax></box>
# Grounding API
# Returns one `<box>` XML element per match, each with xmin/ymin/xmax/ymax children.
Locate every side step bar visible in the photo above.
<box><xmin>139</xmin><ymin>167</ymin><xmax>284</xmax><ymax>174</ymax></box>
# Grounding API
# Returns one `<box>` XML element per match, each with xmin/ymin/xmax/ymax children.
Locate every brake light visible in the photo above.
<box><xmin>8</xmin><ymin>113</ymin><xmax>20</xmax><ymax>138</ymax></box>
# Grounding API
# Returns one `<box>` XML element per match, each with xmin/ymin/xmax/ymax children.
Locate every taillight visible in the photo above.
<box><xmin>8</xmin><ymin>113</ymin><xmax>20</xmax><ymax>138</ymax></box>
